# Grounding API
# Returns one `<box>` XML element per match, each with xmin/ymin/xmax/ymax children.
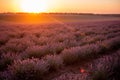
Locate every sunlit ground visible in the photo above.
<box><xmin>0</xmin><ymin>13</ymin><xmax>120</xmax><ymax>24</ymax></box>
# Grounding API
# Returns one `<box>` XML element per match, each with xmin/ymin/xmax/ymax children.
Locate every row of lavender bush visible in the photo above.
<box><xmin>0</xmin><ymin>36</ymin><xmax>120</xmax><ymax>80</ymax></box>
<box><xmin>0</xmin><ymin>22</ymin><xmax>120</xmax><ymax>80</ymax></box>
<box><xmin>90</xmin><ymin>50</ymin><xmax>120</xmax><ymax>80</ymax></box>
<box><xmin>52</xmin><ymin>50</ymin><xmax>120</xmax><ymax>80</ymax></box>
<box><xmin>0</xmin><ymin>33</ymin><xmax>119</xmax><ymax>71</ymax></box>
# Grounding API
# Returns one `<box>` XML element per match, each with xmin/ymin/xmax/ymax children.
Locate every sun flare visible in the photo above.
<box><xmin>20</xmin><ymin>0</ymin><xmax>47</xmax><ymax>13</ymax></box>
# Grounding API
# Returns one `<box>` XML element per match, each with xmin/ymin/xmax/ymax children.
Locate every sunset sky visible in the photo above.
<box><xmin>0</xmin><ymin>0</ymin><xmax>120</xmax><ymax>14</ymax></box>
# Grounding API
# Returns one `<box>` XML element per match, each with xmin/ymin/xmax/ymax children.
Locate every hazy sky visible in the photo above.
<box><xmin>0</xmin><ymin>0</ymin><xmax>120</xmax><ymax>14</ymax></box>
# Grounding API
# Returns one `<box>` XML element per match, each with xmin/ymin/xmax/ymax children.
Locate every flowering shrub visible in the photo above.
<box><xmin>101</xmin><ymin>37</ymin><xmax>120</xmax><ymax>50</ymax></box>
<box><xmin>0</xmin><ymin>52</ymin><xmax>18</xmax><ymax>71</ymax></box>
<box><xmin>44</xmin><ymin>55</ymin><xmax>63</xmax><ymax>71</ymax></box>
<box><xmin>0</xmin><ymin>21</ymin><xmax>120</xmax><ymax>80</ymax></box>
<box><xmin>8</xmin><ymin>58</ymin><xmax>49</xmax><ymax>80</ymax></box>
<box><xmin>52</xmin><ymin>72</ymin><xmax>89</xmax><ymax>80</ymax></box>
<box><xmin>61</xmin><ymin>44</ymin><xmax>103</xmax><ymax>65</ymax></box>
<box><xmin>34</xmin><ymin>37</ymin><xmax>50</xmax><ymax>45</ymax></box>
<box><xmin>23</xmin><ymin>45</ymin><xmax>50</xmax><ymax>59</ymax></box>
<box><xmin>49</xmin><ymin>43</ymin><xmax>65</xmax><ymax>54</ymax></box>
<box><xmin>0</xmin><ymin>38</ymin><xmax>35</xmax><ymax>53</ymax></box>
<box><xmin>61</xmin><ymin>47</ymin><xmax>79</xmax><ymax>65</ymax></box>
<box><xmin>0</xmin><ymin>34</ymin><xmax>9</xmax><ymax>46</ymax></box>
<box><xmin>91</xmin><ymin>50</ymin><xmax>120</xmax><ymax>80</ymax></box>
<box><xmin>23</xmin><ymin>43</ymin><xmax>65</xmax><ymax>59</ymax></box>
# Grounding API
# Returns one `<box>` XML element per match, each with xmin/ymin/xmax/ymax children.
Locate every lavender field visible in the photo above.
<box><xmin>0</xmin><ymin>14</ymin><xmax>120</xmax><ymax>80</ymax></box>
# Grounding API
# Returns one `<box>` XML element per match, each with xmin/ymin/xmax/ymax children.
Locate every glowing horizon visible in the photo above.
<box><xmin>0</xmin><ymin>0</ymin><xmax>120</xmax><ymax>14</ymax></box>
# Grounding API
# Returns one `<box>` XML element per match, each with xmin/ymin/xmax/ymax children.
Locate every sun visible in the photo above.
<box><xmin>20</xmin><ymin>0</ymin><xmax>47</xmax><ymax>13</ymax></box>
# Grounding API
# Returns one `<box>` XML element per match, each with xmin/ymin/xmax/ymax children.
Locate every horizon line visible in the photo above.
<box><xmin>0</xmin><ymin>12</ymin><xmax>120</xmax><ymax>15</ymax></box>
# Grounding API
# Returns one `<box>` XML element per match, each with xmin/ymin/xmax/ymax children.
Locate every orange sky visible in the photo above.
<box><xmin>0</xmin><ymin>0</ymin><xmax>120</xmax><ymax>14</ymax></box>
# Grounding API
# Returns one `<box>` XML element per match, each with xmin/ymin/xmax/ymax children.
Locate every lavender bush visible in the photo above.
<box><xmin>44</xmin><ymin>55</ymin><xmax>63</xmax><ymax>71</ymax></box>
<box><xmin>61</xmin><ymin>44</ymin><xmax>103</xmax><ymax>65</ymax></box>
<box><xmin>0</xmin><ymin>21</ymin><xmax>120</xmax><ymax>80</ymax></box>
<box><xmin>91</xmin><ymin>50</ymin><xmax>120</xmax><ymax>80</ymax></box>
<box><xmin>23</xmin><ymin>45</ymin><xmax>50</xmax><ymax>59</ymax></box>
<box><xmin>0</xmin><ymin>52</ymin><xmax>18</xmax><ymax>71</ymax></box>
<box><xmin>8</xmin><ymin>58</ymin><xmax>49</xmax><ymax>80</ymax></box>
